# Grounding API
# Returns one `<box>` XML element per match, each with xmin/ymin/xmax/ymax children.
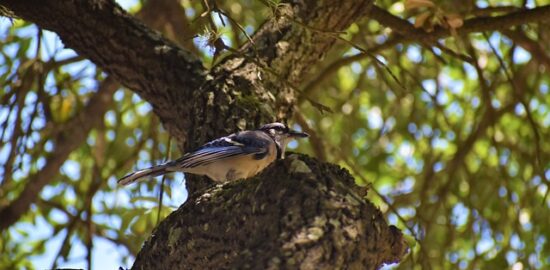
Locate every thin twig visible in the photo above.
<box><xmin>298</xmin><ymin>36</ymin><xmax>403</xmax><ymax>104</ymax></box>
<box><xmin>157</xmin><ymin>137</ymin><xmax>172</xmax><ymax>225</ymax></box>
<box><xmin>293</xmin><ymin>110</ymin><xmax>327</xmax><ymax>161</ymax></box>
<box><xmin>482</xmin><ymin>32</ymin><xmax>550</xmax><ymax>204</ymax></box>
<box><xmin>215</xmin><ymin>8</ymin><xmax>254</xmax><ymax>46</ymax></box>
<box><xmin>290</xmin><ymin>18</ymin><xmax>408</xmax><ymax>93</ymax></box>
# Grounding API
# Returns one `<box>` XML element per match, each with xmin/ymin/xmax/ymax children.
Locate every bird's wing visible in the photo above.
<box><xmin>172</xmin><ymin>131</ymin><xmax>271</xmax><ymax>168</ymax></box>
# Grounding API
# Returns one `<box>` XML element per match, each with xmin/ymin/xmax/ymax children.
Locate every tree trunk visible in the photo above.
<box><xmin>0</xmin><ymin>0</ymin><xmax>408</xmax><ymax>268</ymax></box>
<box><xmin>133</xmin><ymin>155</ymin><xmax>406</xmax><ymax>269</ymax></box>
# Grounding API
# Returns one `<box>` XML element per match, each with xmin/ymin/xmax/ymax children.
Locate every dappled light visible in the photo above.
<box><xmin>1</xmin><ymin>0</ymin><xmax>549</xmax><ymax>269</ymax></box>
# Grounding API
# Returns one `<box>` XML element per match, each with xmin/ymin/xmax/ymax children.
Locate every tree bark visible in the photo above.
<box><xmin>0</xmin><ymin>0</ymin><xmax>408</xmax><ymax>268</ymax></box>
<box><xmin>132</xmin><ymin>155</ymin><xmax>407</xmax><ymax>269</ymax></box>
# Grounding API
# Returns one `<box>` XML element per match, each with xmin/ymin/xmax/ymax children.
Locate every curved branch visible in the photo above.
<box><xmin>370</xmin><ymin>4</ymin><xmax>550</xmax><ymax>42</ymax></box>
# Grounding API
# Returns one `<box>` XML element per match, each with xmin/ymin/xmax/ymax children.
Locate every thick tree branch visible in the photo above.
<box><xmin>369</xmin><ymin>4</ymin><xmax>550</xmax><ymax>42</ymax></box>
<box><xmin>132</xmin><ymin>155</ymin><xmax>407</xmax><ymax>269</ymax></box>
<box><xmin>0</xmin><ymin>0</ymin><xmax>207</xmax><ymax>143</ymax></box>
<box><xmin>138</xmin><ymin>0</ymin><xmax>199</xmax><ymax>53</ymax></box>
<box><xmin>0</xmin><ymin>77</ymin><xmax>117</xmax><ymax>230</ymax></box>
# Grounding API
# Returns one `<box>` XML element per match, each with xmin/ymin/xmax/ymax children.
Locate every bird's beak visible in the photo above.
<box><xmin>288</xmin><ymin>129</ymin><xmax>309</xmax><ymax>138</ymax></box>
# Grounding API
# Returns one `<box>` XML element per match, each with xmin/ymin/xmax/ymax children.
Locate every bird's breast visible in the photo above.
<box><xmin>184</xmin><ymin>151</ymin><xmax>276</xmax><ymax>182</ymax></box>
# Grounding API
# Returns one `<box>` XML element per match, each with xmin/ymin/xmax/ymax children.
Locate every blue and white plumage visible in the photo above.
<box><xmin>118</xmin><ymin>122</ymin><xmax>308</xmax><ymax>185</ymax></box>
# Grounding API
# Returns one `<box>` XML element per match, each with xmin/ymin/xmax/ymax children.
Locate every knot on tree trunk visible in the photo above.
<box><xmin>132</xmin><ymin>154</ymin><xmax>407</xmax><ymax>269</ymax></box>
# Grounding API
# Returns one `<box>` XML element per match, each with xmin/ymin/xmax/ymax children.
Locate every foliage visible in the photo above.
<box><xmin>1</xmin><ymin>0</ymin><xmax>549</xmax><ymax>269</ymax></box>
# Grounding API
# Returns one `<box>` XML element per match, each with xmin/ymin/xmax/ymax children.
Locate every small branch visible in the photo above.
<box><xmin>51</xmin><ymin>207</ymin><xmax>84</xmax><ymax>269</ymax></box>
<box><xmin>0</xmin><ymin>84</ymin><xmax>28</xmax><ymax>190</ymax></box>
<box><xmin>298</xmin><ymin>37</ymin><xmax>402</xmax><ymax>104</ymax></box>
<box><xmin>156</xmin><ymin>137</ymin><xmax>172</xmax><ymax>226</ymax></box>
<box><xmin>429</xmin><ymin>103</ymin><xmax>515</xmax><ymax>222</ymax></box>
<box><xmin>43</xmin><ymin>55</ymin><xmax>86</xmax><ymax>71</ymax></box>
<box><xmin>289</xmin><ymin>15</ymin><xmax>407</xmax><ymax>94</ymax></box>
<box><xmin>0</xmin><ymin>77</ymin><xmax>118</xmax><ymax>230</ymax></box>
<box><xmin>485</xmin><ymin>32</ymin><xmax>544</xmax><ymax>168</ymax></box>
<box><xmin>293</xmin><ymin>110</ymin><xmax>327</xmax><ymax>161</ymax></box>
<box><xmin>484</xmin><ymin>34</ymin><xmax>550</xmax><ymax>203</ymax></box>
<box><xmin>502</xmin><ymin>29</ymin><xmax>550</xmax><ymax>69</ymax></box>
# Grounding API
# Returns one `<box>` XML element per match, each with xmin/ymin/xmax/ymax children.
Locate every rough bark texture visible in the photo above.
<box><xmin>0</xmin><ymin>0</ymin><xmax>408</xmax><ymax>268</ymax></box>
<box><xmin>133</xmin><ymin>155</ymin><xmax>407</xmax><ymax>269</ymax></box>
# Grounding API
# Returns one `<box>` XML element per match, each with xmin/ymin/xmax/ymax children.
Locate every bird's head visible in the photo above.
<box><xmin>259</xmin><ymin>122</ymin><xmax>308</xmax><ymax>159</ymax></box>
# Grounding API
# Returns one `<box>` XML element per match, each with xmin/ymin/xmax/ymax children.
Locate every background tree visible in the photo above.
<box><xmin>0</xmin><ymin>0</ymin><xmax>549</xmax><ymax>269</ymax></box>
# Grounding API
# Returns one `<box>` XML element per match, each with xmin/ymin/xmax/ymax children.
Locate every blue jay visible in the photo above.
<box><xmin>118</xmin><ymin>122</ymin><xmax>308</xmax><ymax>185</ymax></box>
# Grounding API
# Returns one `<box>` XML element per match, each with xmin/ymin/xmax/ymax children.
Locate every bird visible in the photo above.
<box><xmin>118</xmin><ymin>122</ymin><xmax>309</xmax><ymax>185</ymax></box>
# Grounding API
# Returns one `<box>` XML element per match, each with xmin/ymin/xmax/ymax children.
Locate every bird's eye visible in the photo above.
<box><xmin>261</xmin><ymin>123</ymin><xmax>287</xmax><ymax>134</ymax></box>
<box><xmin>272</xmin><ymin>126</ymin><xmax>286</xmax><ymax>133</ymax></box>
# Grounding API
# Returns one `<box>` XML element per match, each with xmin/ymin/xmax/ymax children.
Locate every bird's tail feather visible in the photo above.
<box><xmin>118</xmin><ymin>164</ymin><xmax>170</xmax><ymax>186</ymax></box>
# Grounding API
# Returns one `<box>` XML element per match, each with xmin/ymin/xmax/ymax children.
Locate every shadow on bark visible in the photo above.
<box><xmin>132</xmin><ymin>154</ymin><xmax>407</xmax><ymax>269</ymax></box>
